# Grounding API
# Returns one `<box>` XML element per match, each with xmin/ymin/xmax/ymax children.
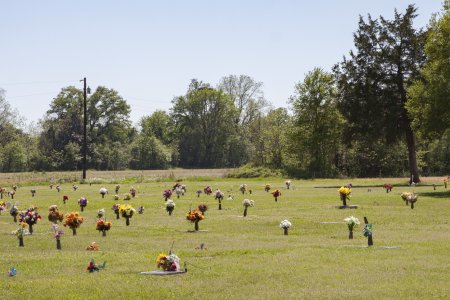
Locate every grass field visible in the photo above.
<box><xmin>0</xmin><ymin>174</ymin><xmax>449</xmax><ymax>299</ymax></box>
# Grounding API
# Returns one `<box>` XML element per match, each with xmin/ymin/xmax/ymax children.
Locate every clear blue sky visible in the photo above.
<box><xmin>0</xmin><ymin>0</ymin><xmax>443</xmax><ymax>127</ymax></box>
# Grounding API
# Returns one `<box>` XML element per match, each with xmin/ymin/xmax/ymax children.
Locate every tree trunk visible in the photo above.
<box><xmin>19</xmin><ymin>237</ymin><xmax>24</xmax><ymax>247</ymax></box>
<box><xmin>56</xmin><ymin>239</ymin><xmax>61</xmax><ymax>250</ymax></box>
<box><xmin>405</xmin><ymin>125</ymin><xmax>420</xmax><ymax>183</ymax></box>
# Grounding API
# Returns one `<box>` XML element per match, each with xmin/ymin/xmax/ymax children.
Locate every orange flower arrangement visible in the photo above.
<box><xmin>186</xmin><ymin>209</ymin><xmax>204</xmax><ymax>231</ymax></box>
<box><xmin>63</xmin><ymin>212</ymin><xmax>84</xmax><ymax>235</ymax></box>
<box><xmin>96</xmin><ymin>220</ymin><xmax>112</xmax><ymax>236</ymax></box>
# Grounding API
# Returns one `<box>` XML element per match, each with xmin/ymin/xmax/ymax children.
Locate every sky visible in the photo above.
<box><xmin>0</xmin><ymin>0</ymin><xmax>444</xmax><ymax>128</ymax></box>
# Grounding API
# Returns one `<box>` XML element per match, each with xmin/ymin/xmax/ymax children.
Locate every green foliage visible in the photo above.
<box><xmin>227</xmin><ymin>164</ymin><xmax>282</xmax><ymax>178</ymax></box>
<box><xmin>407</xmin><ymin>2</ymin><xmax>450</xmax><ymax>140</ymax></box>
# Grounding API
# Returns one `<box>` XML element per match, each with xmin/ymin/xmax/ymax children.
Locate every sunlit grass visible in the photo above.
<box><xmin>0</xmin><ymin>177</ymin><xmax>449</xmax><ymax>299</ymax></box>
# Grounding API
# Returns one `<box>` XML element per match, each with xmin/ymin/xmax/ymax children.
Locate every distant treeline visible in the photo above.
<box><xmin>1</xmin><ymin>4</ymin><xmax>448</xmax><ymax>180</ymax></box>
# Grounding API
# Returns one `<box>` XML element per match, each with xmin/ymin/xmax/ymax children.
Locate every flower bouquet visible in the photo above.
<box><xmin>0</xmin><ymin>201</ymin><xmax>5</xmax><ymax>214</ymax></box>
<box><xmin>242</xmin><ymin>199</ymin><xmax>254</xmax><ymax>217</ymax></box>
<box><xmin>78</xmin><ymin>197</ymin><xmax>88</xmax><ymax>212</ymax></box>
<box><xmin>163</xmin><ymin>189</ymin><xmax>172</xmax><ymax>201</ymax></box>
<box><xmin>115</xmin><ymin>184</ymin><xmax>121</xmax><ymax>194</ymax></box>
<box><xmin>156</xmin><ymin>253</ymin><xmax>180</xmax><ymax>272</ymax></box>
<box><xmin>12</xmin><ymin>185</ymin><xmax>17</xmax><ymax>191</ymax></box>
<box><xmin>285</xmin><ymin>180</ymin><xmax>292</xmax><ymax>189</ymax></box>
<box><xmin>204</xmin><ymin>186</ymin><xmax>212</xmax><ymax>195</ymax></box>
<box><xmin>239</xmin><ymin>184</ymin><xmax>247</xmax><ymax>194</ymax></box>
<box><xmin>175</xmin><ymin>187</ymin><xmax>184</xmax><ymax>199</ymax></box>
<box><xmin>87</xmin><ymin>259</ymin><xmax>106</xmax><ymax>272</ymax></box>
<box><xmin>344</xmin><ymin>216</ymin><xmax>360</xmax><ymax>239</ymax></box>
<box><xmin>63</xmin><ymin>212</ymin><xmax>84</xmax><ymax>235</ymax></box>
<box><xmin>86</xmin><ymin>242</ymin><xmax>99</xmax><ymax>251</ymax></box>
<box><xmin>112</xmin><ymin>204</ymin><xmax>121</xmax><ymax>219</ymax></box>
<box><xmin>280</xmin><ymin>219</ymin><xmax>292</xmax><ymax>235</ymax></box>
<box><xmin>63</xmin><ymin>195</ymin><xmax>68</xmax><ymax>204</ymax></box>
<box><xmin>20</xmin><ymin>206</ymin><xmax>41</xmax><ymax>234</ymax></box>
<box><xmin>272</xmin><ymin>189</ymin><xmax>281</xmax><ymax>202</ymax></box>
<box><xmin>130</xmin><ymin>187</ymin><xmax>136</xmax><ymax>198</ymax></box>
<box><xmin>264</xmin><ymin>184</ymin><xmax>271</xmax><ymax>192</ymax></box>
<box><xmin>123</xmin><ymin>193</ymin><xmax>132</xmax><ymax>201</ymax></box>
<box><xmin>10</xmin><ymin>205</ymin><xmax>19</xmax><ymax>222</ymax></box>
<box><xmin>407</xmin><ymin>193</ymin><xmax>418</xmax><ymax>209</ymax></box>
<box><xmin>401</xmin><ymin>192</ymin><xmax>412</xmax><ymax>205</ymax></box>
<box><xmin>72</xmin><ymin>184</ymin><xmax>78</xmax><ymax>191</ymax></box>
<box><xmin>113</xmin><ymin>195</ymin><xmax>119</xmax><ymax>200</ymax></box>
<box><xmin>166</xmin><ymin>200</ymin><xmax>175</xmax><ymax>216</ymax></box>
<box><xmin>56</xmin><ymin>185</ymin><xmax>61</xmax><ymax>192</ymax></box>
<box><xmin>99</xmin><ymin>187</ymin><xmax>108</xmax><ymax>198</ymax></box>
<box><xmin>186</xmin><ymin>209</ymin><xmax>204</xmax><ymax>231</ymax></box>
<box><xmin>383</xmin><ymin>184</ymin><xmax>393</xmax><ymax>193</ymax></box>
<box><xmin>9</xmin><ymin>190</ymin><xmax>16</xmax><ymax>199</ymax></box>
<box><xmin>138</xmin><ymin>206</ymin><xmax>144</xmax><ymax>214</ymax></box>
<box><xmin>215</xmin><ymin>189</ymin><xmax>224</xmax><ymax>210</ymax></box>
<box><xmin>51</xmin><ymin>224</ymin><xmax>64</xmax><ymax>250</ymax></box>
<box><xmin>97</xmin><ymin>208</ymin><xmax>105</xmax><ymax>219</ymax></box>
<box><xmin>196</xmin><ymin>190</ymin><xmax>202</xmax><ymax>197</ymax></box>
<box><xmin>15</xmin><ymin>222</ymin><xmax>27</xmax><ymax>247</ymax></box>
<box><xmin>31</xmin><ymin>189</ymin><xmax>36</xmax><ymax>197</ymax></box>
<box><xmin>96</xmin><ymin>220</ymin><xmax>112</xmax><ymax>237</ymax></box>
<box><xmin>119</xmin><ymin>204</ymin><xmax>135</xmax><ymax>226</ymax></box>
<box><xmin>48</xmin><ymin>205</ymin><xmax>64</xmax><ymax>224</ymax></box>
<box><xmin>197</xmin><ymin>204</ymin><xmax>208</xmax><ymax>215</ymax></box>
<box><xmin>338</xmin><ymin>186</ymin><xmax>351</xmax><ymax>206</ymax></box>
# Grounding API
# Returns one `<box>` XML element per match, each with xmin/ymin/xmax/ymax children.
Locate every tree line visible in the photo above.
<box><xmin>1</xmin><ymin>3</ymin><xmax>448</xmax><ymax>181</ymax></box>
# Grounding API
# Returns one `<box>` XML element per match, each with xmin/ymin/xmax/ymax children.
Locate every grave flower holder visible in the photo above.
<box><xmin>119</xmin><ymin>204</ymin><xmax>135</xmax><ymax>226</ymax></box>
<box><xmin>272</xmin><ymin>190</ymin><xmax>281</xmax><ymax>202</ymax></box>
<box><xmin>280</xmin><ymin>220</ymin><xmax>291</xmax><ymax>236</ymax></box>
<box><xmin>163</xmin><ymin>189</ymin><xmax>172</xmax><ymax>201</ymax></box>
<box><xmin>338</xmin><ymin>186</ymin><xmax>351</xmax><ymax>207</ymax></box>
<box><xmin>166</xmin><ymin>200</ymin><xmax>175</xmax><ymax>216</ymax></box>
<box><xmin>96</xmin><ymin>220</ymin><xmax>111</xmax><ymax>237</ymax></box>
<box><xmin>215</xmin><ymin>190</ymin><xmax>224</xmax><ymax>210</ymax></box>
<box><xmin>242</xmin><ymin>199</ymin><xmax>254</xmax><ymax>217</ymax></box>
<box><xmin>264</xmin><ymin>184</ymin><xmax>271</xmax><ymax>192</ymax></box>
<box><xmin>198</xmin><ymin>204</ymin><xmax>208</xmax><ymax>216</ymax></box>
<box><xmin>10</xmin><ymin>206</ymin><xmax>18</xmax><ymax>223</ymax></box>
<box><xmin>363</xmin><ymin>217</ymin><xmax>373</xmax><ymax>246</ymax></box>
<box><xmin>186</xmin><ymin>209</ymin><xmax>204</xmax><ymax>231</ymax></box>
<box><xmin>63</xmin><ymin>212</ymin><xmax>84</xmax><ymax>236</ymax></box>
<box><xmin>31</xmin><ymin>189</ymin><xmax>36</xmax><ymax>197</ymax></box>
<box><xmin>344</xmin><ymin>216</ymin><xmax>360</xmax><ymax>240</ymax></box>
<box><xmin>99</xmin><ymin>188</ymin><xmax>108</xmax><ymax>199</ymax></box>
<box><xmin>112</xmin><ymin>204</ymin><xmax>121</xmax><ymax>219</ymax></box>
<box><xmin>20</xmin><ymin>208</ymin><xmax>41</xmax><ymax>235</ymax></box>
<box><xmin>63</xmin><ymin>195</ymin><xmax>68</xmax><ymax>204</ymax></box>
<box><xmin>408</xmin><ymin>194</ymin><xmax>418</xmax><ymax>209</ymax></box>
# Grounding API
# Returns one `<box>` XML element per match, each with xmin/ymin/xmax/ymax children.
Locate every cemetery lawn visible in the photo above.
<box><xmin>0</xmin><ymin>176</ymin><xmax>449</xmax><ymax>299</ymax></box>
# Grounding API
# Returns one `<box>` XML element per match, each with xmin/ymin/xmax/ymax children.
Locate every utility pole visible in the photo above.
<box><xmin>82</xmin><ymin>77</ymin><xmax>87</xmax><ymax>180</ymax></box>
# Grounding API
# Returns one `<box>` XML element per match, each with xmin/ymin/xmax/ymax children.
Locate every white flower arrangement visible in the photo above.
<box><xmin>242</xmin><ymin>199</ymin><xmax>254</xmax><ymax>207</ymax></box>
<box><xmin>97</xmin><ymin>208</ymin><xmax>105</xmax><ymax>218</ymax></box>
<box><xmin>280</xmin><ymin>219</ymin><xmax>292</xmax><ymax>229</ymax></box>
<box><xmin>344</xmin><ymin>216</ymin><xmax>360</xmax><ymax>227</ymax></box>
<box><xmin>166</xmin><ymin>200</ymin><xmax>176</xmax><ymax>209</ymax></box>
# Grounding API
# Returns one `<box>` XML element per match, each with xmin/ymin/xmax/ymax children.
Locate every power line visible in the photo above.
<box><xmin>0</xmin><ymin>79</ymin><xmax>78</xmax><ymax>86</ymax></box>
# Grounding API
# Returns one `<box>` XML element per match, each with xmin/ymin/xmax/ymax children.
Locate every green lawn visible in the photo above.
<box><xmin>0</xmin><ymin>177</ymin><xmax>449</xmax><ymax>299</ymax></box>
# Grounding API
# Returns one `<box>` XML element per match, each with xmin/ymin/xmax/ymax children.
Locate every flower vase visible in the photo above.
<box><xmin>194</xmin><ymin>220</ymin><xmax>199</xmax><ymax>231</ymax></box>
<box><xmin>284</xmin><ymin>228</ymin><xmax>288</xmax><ymax>235</ymax></box>
<box><xmin>405</xmin><ymin>199</ymin><xmax>409</xmax><ymax>206</ymax></box>
<box><xmin>13</xmin><ymin>215</ymin><xmax>17</xmax><ymax>223</ymax></box>
<box><xmin>169</xmin><ymin>210</ymin><xmax>173</xmax><ymax>216</ymax></box>
<box><xmin>19</xmin><ymin>237</ymin><xmax>24</xmax><ymax>247</ymax></box>
<box><xmin>72</xmin><ymin>228</ymin><xmax>77</xmax><ymax>236</ymax></box>
<box><xmin>28</xmin><ymin>224</ymin><xmax>33</xmax><ymax>235</ymax></box>
<box><xmin>126</xmin><ymin>217</ymin><xmax>130</xmax><ymax>226</ymax></box>
<box><xmin>115</xmin><ymin>212</ymin><xmax>120</xmax><ymax>219</ymax></box>
<box><xmin>80</xmin><ymin>206</ymin><xmax>84</xmax><ymax>212</ymax></box>
<box><xmin>340</xmin><ymin>194</ymin><xmax>347</xmax><ymax>206</ymax></box>
<box><xmin>411</xmin><ymin>202</ymin><xmax>414</xmax><ymax>209</ymax></box>
<box><xmin>56</xmin><ymin>239</ymin><xmax>61</xmax><ymax>250</ymax></box>
<box><xmin>349</xmin><ymin>231</ymin><xmax>353</xmax><ymax>239</ymax></box>
<box><xmin>102</xmin><ymin>229</ymin><xmax>106</xmax><ymax>237</ymax></box>
<box><xmin>275</xmin><ymin>197</ymin><xmax>278</xmax><ymax>202</ymax></box>
<box><xmin>101</xmin><ymin>194</ymin><xmax>105</xmax><ymax>199</ymax></box>
<box><xmin>218</xmin><ymin>200</ymin><xmax>222</xmax><ymax>210</ymax></box>
<box><xmin>243</xmin><ymin>207</ymin><xmax>248</xmax><ymax>217</ymax></box>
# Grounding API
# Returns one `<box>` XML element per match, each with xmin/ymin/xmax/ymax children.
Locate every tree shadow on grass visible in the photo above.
<box><xmin>419</xmin><ymin>190</ymin><xmax>450</xmax><ymax>199</ymax></box>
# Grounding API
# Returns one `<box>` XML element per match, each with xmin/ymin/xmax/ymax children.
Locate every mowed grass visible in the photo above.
<box><xmin>0</xmin><ymin>177</ymin><xmax>449</xmax><ymax>299</ymax></box>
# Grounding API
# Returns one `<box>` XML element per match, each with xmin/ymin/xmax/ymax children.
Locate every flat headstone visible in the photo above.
<box><xmin>186</xmin><ymin>230</ymin><xmax>208</xmax><ymax>233</ymax></box>
<box><xmin>335</xmin><ymin>205</ymin><xmax>358</xmax><ymax>209</ymax></box>
<box><xmin>140</xmin><ymin>270</ymin><xmax>186</xmax><ymax>276</ymax></box>
<box><xmin>378</xmin><ymin>246</ymin><xmax>400</xmax><ymax>249</ymax></box>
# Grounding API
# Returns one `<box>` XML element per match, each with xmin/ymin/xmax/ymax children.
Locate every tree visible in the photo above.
<box><xmin>289</xmin><ymin>68</ymin><xmax>344</xmax><ymax>177</ymax></box>
<box><xmin>407</xmin><ymin>2</ymin><xmax>450</xmax><ymax>140</ymax></box>
<box><xmin>334</xmin><ymin>5</ymin><xmax>425</xmax><ymax>182</ymax></box>
<box><xmin>171</xmin><ymin>79</ymin><xmax>238</xmax><ymax>167</ymax></box>
<box><xmin>39</xmin><ymin>86</ymin><xmax>132</xmax><ymax>170</ymax></box>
